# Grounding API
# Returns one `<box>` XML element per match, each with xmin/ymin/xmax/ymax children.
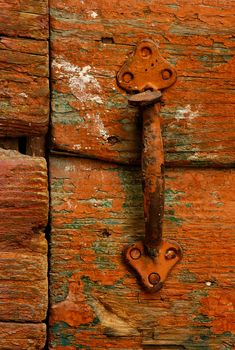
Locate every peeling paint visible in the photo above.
<box><xmin>88</xmin><ymin>11</ymin><xmax>98</xmax><ymax>18</ymax></box>
<box><xmin>52</xmin><ymin>57</ymin><xmax>103</xmax><ymax>104</ymax></box>
<box><xmin>83</xmin><ymin>113</ymin><xmax>109</xmax><ymax>139</ymax></box>
<box><xmin>175</xmin><ymin>105</ymin><xmax>199</xmax><ymax>122</ymax></box>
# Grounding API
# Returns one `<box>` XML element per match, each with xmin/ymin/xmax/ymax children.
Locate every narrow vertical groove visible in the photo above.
<box><xmin>45</xmin><ymin>0</ymin><xmax>51</xmax><ymax>348</ymax></box>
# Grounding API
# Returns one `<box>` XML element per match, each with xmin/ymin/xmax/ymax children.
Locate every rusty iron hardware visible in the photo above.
<box><xmin>117</xmin><ymin>39</ymin><xmax>182</xmax><ymax>292</ymax></box>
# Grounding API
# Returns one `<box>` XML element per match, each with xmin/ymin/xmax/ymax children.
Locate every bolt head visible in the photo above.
<box><xmin>165</xmin><ymin>248</ymin><xmax>177</xmax><ymax>260</ymax></box>
<box><xmin>161</xmin><ymin>69</ymin><xmax>172</xmax><ymax>80</ymax></box>
<box><xmin>130</xmin><ymin>248</ymin><xmax>141</xmax><ymax>260</ymax></box>
<box><xmin>122</xmin><ymin>72</ymin><xmax>133</xmax><ymax>83</ymax></box>
<box><xmin>141</xmin><ymin>46</ymin><xmax>152</xmax><ymax>58</ymax></box>
<box><xmin>148</xmin><ymin>272</ymin><xmax>160</xmax><ymax>285</ymax></box>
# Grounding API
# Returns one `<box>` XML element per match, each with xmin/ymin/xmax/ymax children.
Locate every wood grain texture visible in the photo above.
<box><xmin>0</xmin><ymin>322</ymin><xmax>46</xmax><ymax>350</ymax></box>
<box><xmin>50</xmin><ymin>0</ymin><xmax>235</xmax><ymax>166</ymax></box>
<box><xmin>0</xmin><ymin>0</ymin><xmax>48</xmax><ymax>40</ymax></box>
<box><xmin>0</xmin><ymin>37</ymin><xmax>49</xmax><ymax>136</ymax></box>
<box><xmin>49</xmin><ymin>156</ymin><xmax>235</xmax><ymax>350</ymax></box>
<box><xmin>0</xmin><ymin>148</ymin><xmax>48</xmax><ymax>322</ymax></box>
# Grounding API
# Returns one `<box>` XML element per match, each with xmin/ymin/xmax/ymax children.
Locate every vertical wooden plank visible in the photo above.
<box><xmin>49</xmin><ymin>156</ymin><xmax>235</xmax><ymax>349</ymax></box>
<box><xmin>0</xmin><ymin>37</ymin><xmax>49</xmax><ymax>136</ymax></box>
<box><xmin>0</xmin><ymin>148</ymin><xmax>48</xmax><ymax>348</ymax></box>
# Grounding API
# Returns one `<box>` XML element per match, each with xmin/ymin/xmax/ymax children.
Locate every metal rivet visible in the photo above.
<box><xmin>122</xmin><ymin>72</ymin><xmax>134</xmax><ymax>83</ymax></box>
<box><xmin>165</xmin><ymin>248</ymin><xmax>177</xmax><ymax>260</ymax></box>
<box><xmin>130</xmin><ymin>248</ymin><xmax>141</xmax><ymax>260</ymax></box>
<box><xmin>148</xmin><ymin>272</ymin><xmax>160</xmax><ymax>285</ymax></box>
<box><xmin>141</xmin><ymin>46</ymin><xmax>152</xmax><ymax>58</ymax></box>
<box><xmin>161</xmin><ymin>69</ymin><xmax>172</xmax><ymax>80</ymax></box>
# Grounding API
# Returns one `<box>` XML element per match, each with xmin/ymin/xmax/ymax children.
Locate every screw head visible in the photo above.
<box><xmin>148</xmin><ymin>272</ymin><xmax>160</xmax><ymax>285</ymax></box>
<box><xmin>161</xmin><ymin>69</ymin><xmax>172</xmax><ymax>80</ymax></box>
<box><xmin>165</xmin><ymin>248</ymin><xmax>177</xmax><ymax>260</ymax></box>
<box><xmin>141</xmin><ymin>46</ymin><xmax>152</xmax><ymax>58</ymax></box>
<box><xmin>130</xmin><ymin>248</ymin><xmax>141</xmax><ymax>260</ymax></box>
<box><xmin>122</xmin><ymin>72</ymin><xmax>134</xmax><ymax>83</ymax></box>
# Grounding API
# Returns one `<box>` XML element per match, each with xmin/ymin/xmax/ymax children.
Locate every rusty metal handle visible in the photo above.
<box><xmin>117</xmin><ymin>39</ymin><xmax>182</xmax><ymax>292</ymax></box>
<box><xmin>142</xmin><ymin>102</ymin><xmax>164</xmax><ymax>255</ymax></box>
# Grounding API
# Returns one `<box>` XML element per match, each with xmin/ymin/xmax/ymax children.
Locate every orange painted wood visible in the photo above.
<box><xmin>49</xmin><ymin>156</ymin><xmax>235</xmax><ymax>349</ymax></box>
<box><xmin>50</xmin><ymin>0</ymin><xmax>235</xmax><ymax>166</ymax></box>
<box><xmin>0</xmin><ymin>149</ymin><xmax>48</xmax><ymax>323</ymax></box>
<box><xmin>0</xmin><ymin>323</ymin><xmax>46</xmax><ymax>350</ymax></box>
<box><xmin>0</xmin><ymin>0</ymin><xmax>48</xmax><ymax>40</ymax></box>
<box><xmin>0</xmin><ymin>37</ymin><xmax>49</xmax><ymax>136</ymax></box>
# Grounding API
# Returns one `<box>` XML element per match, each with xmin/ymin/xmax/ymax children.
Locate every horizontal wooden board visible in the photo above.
<box><xmin>49</xmin><ymin>156</ymin><xmax>235</xmax><ymax>349</ymax></box>
<box><xmin>50</xmin><ymin>0</ymin><xmax>235</xmax><ymax>166</ymax></box>
<box><xmin>0</xmin><ymin>0</ymin><xmax>48</xmax><ymax>39</ymax></box>
<box><xmin>0</xmin><ymin>149</ymin><xmax>48</xmax><ymax>322</ymax></box>
<box><xmin>0</xmin><ymin>322</ymin><xmax>46</xmax><ymax>350</ymax></box>
<box><xmin>0</xmin><ymin>37</ymin><xmax>49</xmax><ymax>137</ymax></box>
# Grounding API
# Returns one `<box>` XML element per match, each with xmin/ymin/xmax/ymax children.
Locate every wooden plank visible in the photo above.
<box><xmin>0</xmin><ymin>322</ymin><xmax>46</xmax><ymax>350</ymax></box>
<box><xmin>49</xmin><ymin>156</ymin><xmax>235</xmax><ymax>349</ymax></box>
<box><xmin>0</xmin><ymin>148</ymin><xmax>48</xmax><ymax>322</ymax></box>
<box><xmin>0</xmin><ymin>0</ymin><xmax>48</xmax><ymax>40</ymax></box>
<box><xmin>50</xmin><ymin>0</ymin><xmax>235</xmax><ymax>166</ymax></box>
<box><xmin>0</xmin><ymin>37</ymin><xmax>49</xmax><ymax>137</ymax></box>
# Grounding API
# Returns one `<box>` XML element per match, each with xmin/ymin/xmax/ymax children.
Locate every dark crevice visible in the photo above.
<box><xmin>45</xmin><ymin>2</ymin><xmax>52</xmax><ymax>349</ymax></box>
<box><xmin>18</xmin><ymin>137</ymin><xmax>27</xmax><ymax>154</ymax></box>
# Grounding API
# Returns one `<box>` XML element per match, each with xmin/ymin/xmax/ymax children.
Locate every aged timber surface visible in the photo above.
<box><xmin>0</xmin><ymin>0</ymin><xmax>48</xmax><ymax>40</ymax></box>
<box><xmin>0</xmin><ymin>149</ymin><xmax>48</xmax><ymax>348</ymax></box>
<box><xmin>49</xmin><ymin>156</ymin><xmax>235</xmax><ymax>350</ymax></box>
<box><xmin>0</xmin><ymin>323</ymin><xmax>46</xmax><ymax>350</ymax></box>
<box><xmin>0</xmin><ymin>0</ymin><xmax>49</xmax><ymax>137</ymax></box>
<box><xmin>0</xmin><ymin>37</ymin><xmax>49</xmax><ymax>136</ymax></box>
<box><xmin>50</xmin><ymin>0</ymin><xmax>235</xmax><ymax>167</ymax></box>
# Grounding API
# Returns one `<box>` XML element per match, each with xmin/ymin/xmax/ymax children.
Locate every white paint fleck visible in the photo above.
<box><xmin>19</xmin><ymin>92</ymin><xmax>28</xmax><ymax>98</ymax></box>
<box><xmin>89</xmin><ymin>10</ymin><xmax>98</xmax><ymax>18</ymax></box>
<box><xmin>188</xmin><ymin>152</ymin><xmax>218</xmax><ymax>161</ymax></box>
<box><xmin>52</xmin><ymin>57</ymin><xmax>103</xmax><ymax>105</ymax></box>
<box><xmin>65</xmin><ymin>165</ymin><xmax>76</xmax><ymax>172</ymax></box>
<box><xmin>73</xmin><ymin>144</ymin><xmax>81</xmax><ymax>150</ymax></box>
<box><xmin>84</xmin><ymin>113</ymin><xmax>109</xmax><ymax>139</ymax></box>
<box><xmin>175</xmin><ymin>105</ymin><xmax>199</xmax><ymax>121</ymax></box>
<box><xmin>205</xmin><ymin>281</ymin><xmax>212</xmax><ymax>286</ymax></box>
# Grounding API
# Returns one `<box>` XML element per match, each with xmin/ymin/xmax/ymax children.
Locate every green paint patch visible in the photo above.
<box><xmin>178</xmin><ymin>269</ymin><xmax>197</xmax><ymax>283</ymax></box>
<box><xmin>85</xmin><ymin>198</ymin><xmax>113</xmax><ymax>208</ymax></box>
<box><xmin>51</xmin><ymin>280</ymin><xmax>69</xmax><ymax>304</ymax></box>
<box><xmin>51</xmin><ymin>321</ymin><xmax>75</xmax><ymax>347</ymax></box>
<box><xmin>216</xmin><ymin>202</ymin><xmax>224</xmax><ymax>207</ymax></box>
<box><xmin>194</xmin><ymin>314</ymin><xmax>211</xmax><ymax>323</ymax></box>
<box><xmin>59</xmin><ymin>270</ymin><xmax>73</xmax><ymax>278</ymax></box>
<box><xmin>53</xmin><ymin>112</ymin><xmax>85</xmax><ymax>125</ymax></box>
<box><xmin>165</xmin><ymin>188</ymin><xmax>185</xmax><ymax>203</ymax></box>
<box><xmin>167</xmin><ymin>3</ymin><xmax>180</xmax><ymax>9</ymax></box>
<box><xmin>189</xmin><ymin>289</ymin><xmax>208</xmax><ymax>298</ymax></box>
<box><xmin>105</xmin><ymin>94</ymin><xmax>128</xmax><ymax>109</ymax></box>
<box><xmin>81</xmin><ymin>275</ymin><xmax>124</xmax><ymax>294</ymax></box>
<box><xmin>51</xmin><ymin>179</ymin><xmax>64</xmax><ymax>190</ymax></box>
<box><xmin>185</xmin><ymin>203</ymin><xmax>193</xmax><ymax>208</ymax></box>
<box><xmin>94</xmin><ymin>256</ymin><xmax>116</xmax><ymax>270</ymax></box>
<box><xmin>197</xmin><ymin>53</ymin><xmax>233</xmax><ymax>68</ymax></box>
<box><xmin>165</xmin><ymin>215</ymin><xmax>183</xmax><ymax>225</ymax></box>
<box><xmin>62</xmin><ymin>218</ymin><xmax>83</xmax><ymax>229</ymax></box>
<box><xmin>92</xmin><ymin>239</ymin><xmax>116</xmax><ymax>257</ymax></box>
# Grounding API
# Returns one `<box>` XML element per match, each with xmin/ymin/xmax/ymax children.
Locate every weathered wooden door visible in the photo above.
<box><xmin>1</xmin><ymin>0</ymin><xmax>235</xmax><ymax>349</ymax></box>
